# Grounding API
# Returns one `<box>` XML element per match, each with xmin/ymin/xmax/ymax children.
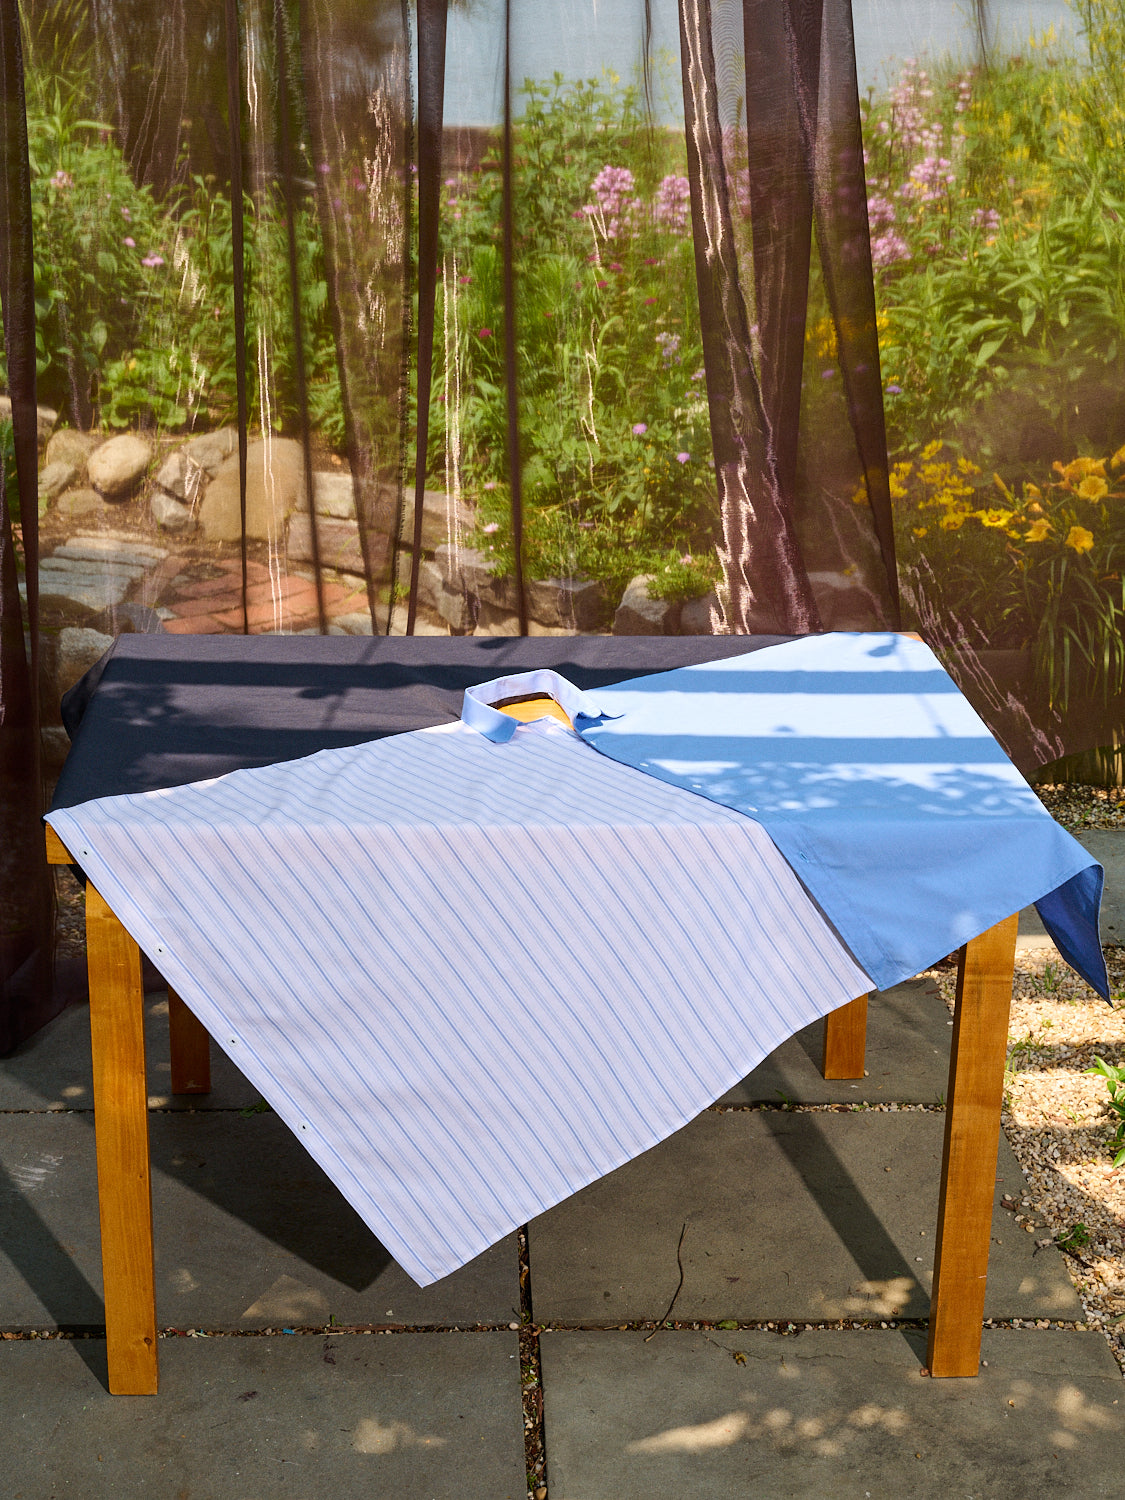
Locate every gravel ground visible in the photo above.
<box><xmin>49</xmin><ymin>782</ymin><xmax>1125</xmax><ymax>1375</ymax></box>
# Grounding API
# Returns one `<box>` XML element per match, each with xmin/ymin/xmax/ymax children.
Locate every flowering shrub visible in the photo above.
<box><xmin>890</xmin><ymin>442</ymin><xmax>1125</xmax><ymax>713</ymax></box>
<box><xmin>431</xmin><ymin>72</ymin><xmax>716</xmax><ymax>596</ymax></box>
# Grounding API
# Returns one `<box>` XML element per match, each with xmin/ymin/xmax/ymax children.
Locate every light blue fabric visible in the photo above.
<box><xmin>463</xmin><ymin>634</ymin><xmax>1108</xmax><ymax>998</ymax></box>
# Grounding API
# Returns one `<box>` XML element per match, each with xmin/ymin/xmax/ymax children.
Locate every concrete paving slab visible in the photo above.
<box><xmin>0</xmin><ymin>1113</ymin><xmax>518</xmax><ymax>1329</ymax></box>
<box><xmin>1021</xmin><ymin>828</ymin><xmax>1125</xmax><ymax>947</ymax></box>
<box><xmin>0</xmin><ymin>993</ymin><xmax>258</xmax><ymax>1110</ymax></box>
<box><xmin>539</xmin><ymin>1327</ymin><xmax>1125</xmax><ymax>1500</ymax></box>
<box><xmin>530</xmin><ymin>1110</ymin><xmax>1080</xmax><ymax>1324</ymax></box>
<box><xmin>0</xmin><ymin>1331</ymin><xmax>525</xmax><ymax>1498</ymax></box>
<box><xmin>724</xmin><ymin>978</ymin><xmax>951</xmax><ymax>1106</ymax></box>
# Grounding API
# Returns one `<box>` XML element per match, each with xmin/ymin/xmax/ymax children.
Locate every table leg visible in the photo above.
<box><xmin>168</xmin><ymin>988</ymin><xmax>211</xmax><ymax>1095</ymax></box>
<box><xmin>86</xmin><ymin>883</ymin><xmax>159</xmax><ymax>1395</ymax></box>
<box><xmin>926</xmin><ymin>912</ymin><xmax>1019</xmax><ymax>1377</ymax></box>
<box><xmin>822</xmin><ymin>993</ymin><xmax>869</xmax><ymax>1080</ymax></box>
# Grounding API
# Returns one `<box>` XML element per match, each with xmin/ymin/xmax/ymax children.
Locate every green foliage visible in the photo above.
<box><xmin>433</xmin><ymin>72</ymin><xmax>713</xmax><ymax>589</ymax></box>
<box><xmin>1086</xmin><ymin>1055</ymin><xmax>1125</xmax><ymax>1169</ymax></box>
<box><xmin>7</xmin><ymin>33</ymin><xmax>342</xmax><ymax>439</ymax></box>
<box><xmin>1</xmin><ymin>420</ymin><xmax>18</xmax><ymax>527</ymax></box>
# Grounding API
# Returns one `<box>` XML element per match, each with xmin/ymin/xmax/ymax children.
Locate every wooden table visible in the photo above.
<box><xmin>46</xmin><ymin>686</ymin><xmax>1019</xmax><ymax>1394</ymax></box>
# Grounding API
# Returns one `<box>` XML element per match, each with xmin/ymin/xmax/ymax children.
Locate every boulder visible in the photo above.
<box><xmin>613</xmin><ymin>574</ymin><xmax>682</xmax><ymax>635</ymax></box>
<box><xmin>56</xmin><ymin>626</ymin><xmax>115</xmax><ymax>694</ymax></box>
<box><xmin>385</xmin><ymin>487</ymin><xmax>476</xmax><ymax>553</ymax></box>
<box><xmin>680</xmin><ymin>590</ymin><xmax>721</xmax><ymax>634</ymax></box>
<box><xmin>330</xmin><ymin>611</ymin><xmax>375</xmax><ymax>636</ymax></box>
<box><xmin>808</xmin><ymin>569</ymin><xmax>880</xmax><ymax>631</ymax></box>
<box><xmin>55</xmin><ymin>487</ymin><xmax>105</xmax><ymax>522</ymax></box>
<box><xmin>286</xmin><ymin>511</ymin><xmax>386</xmax><ymax>575</ymax></box>
<box><xmin>45</xmin><ymin>428</ymin><xmax>101</xmax><ymax>472</ymax></box>
<box><xmin>183</xmin><ymin>426</ymin><xmax>237</xmax><ymax>474</ymax></box>
<box><xmin>199</xmin><ymin>437</ymin><xmax>304</xmax><ymax>542</ymax></box>
<box><xmin>87</xmin><ymin>433</ymin><xmax>153</xmax><ymax>499</ymax></box>
<box><xmin>0</xmin><ymin>395</ymin><xmax>57</xmax><ymax>445</ymax></box>
<box><xmin>527</xmin><ymin>575</ymin><xmax>602</xmax><ymax>631</ymax></box>
<box><xmin>313</xmin><ymin>471</ymin><xmax>357</xmax><ymax>519</ymax></box>
<box><xmin>154</xmin><ymin>449</ymin><xmax>207</xmax><ymax>506</ymax></box>
<box><xmin>37</xmin><ymin>460</ymin><xmax>77</xmax><ymax>503</ymax></box>
<box><xmin>151</xmin><ymin>490</ymin><xmax>197</xmax><ymax>531</ymax></box>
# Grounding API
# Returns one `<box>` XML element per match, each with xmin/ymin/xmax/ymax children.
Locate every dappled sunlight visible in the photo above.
<box><xmin>822</xmin><ymin>1274</ymin><xmax>918</xmax><ymax>1320</ymax></box>
<box><xmin>351</xmin><ymin>1417</ymin><xmax>448</xmax><ymax>1455</ymax></box>
<box><xmin>627</xmin><ymin>1410</ymin><xmax>752</xmax><ymax>1453</ymax></box>
<box><xmin>626</xmin><ymin>1394</ymin><xmax>914</xmax><ymax>1460</ymax></box>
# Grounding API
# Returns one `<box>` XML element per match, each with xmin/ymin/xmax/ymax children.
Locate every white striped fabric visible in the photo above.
<box><xmin>47</xmin><ymin>719</ymin><xmax>871</xmax><ymax>1286</ymax></box>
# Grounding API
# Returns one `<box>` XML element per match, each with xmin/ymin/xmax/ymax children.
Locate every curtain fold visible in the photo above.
<box><xmin>1</xmin><ymin>0</ymin><xmax>56</xmax><ymax>1053</ymax></box>
<box><xmin>4</xmin><ymin>0</ymin><xmax>1122</xmax><ymax>1050</ymax></box>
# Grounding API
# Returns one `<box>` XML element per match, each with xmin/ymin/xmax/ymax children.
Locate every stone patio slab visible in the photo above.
<box><xmin>723</xmin><ymin>978</ymin><xmax>951</xmax><ymax>1105</ymax></box>
<box><xmin>0</xmin><ymin>993</ymin><xmax>258</xmax><ymax>1110</ymax></box>
<box><xmin>539</xmin><ymin>1327</ymin><xmax>1125</xmax><ymax>1500</ymax></box>
<box><xmin>0</xmin><ymin>1331</ymin><xmax>525</xmax><ymax>1498</ymax></box>
<box><xmin>530</xmin><ymin>1110</ymin><xmax>1080</xmax><ymax>1324</ymax></box>
<box><xmin>0</xmin><ymin>1113</ymin><xmax>518</xmax><ymax>1329</ymax></box>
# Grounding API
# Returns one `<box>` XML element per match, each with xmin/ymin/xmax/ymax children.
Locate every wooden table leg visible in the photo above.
<box><xmin>168</xmin><ymin>988</ymin><xmax>211</xmax><ymax>1095</ymax></box>
<box><xmin>822</xmin><ymin>993</ymin><xmax>869</xmax><ymax>1079</ymax></box>
<box><xmin>86</xmin><ymin>883</ymin><xmax>159</xmax><ymax>1395</ymax></box>
<box><xmin>927</xmin><ymin>912</ymin><xmax>1019</xmax><ymax>1377</ymax></box>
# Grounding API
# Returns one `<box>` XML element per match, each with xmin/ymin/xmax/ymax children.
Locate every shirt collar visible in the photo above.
<box><xmin>461</xmin><ymin>669</ymin><xmax>618</xmax><ymax>743</ymax></box>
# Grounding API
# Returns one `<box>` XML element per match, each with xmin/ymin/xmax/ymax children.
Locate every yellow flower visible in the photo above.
<box><xmin>975</xmin><ymin>508</ymin><xmax>1014</xmax><ymax>528</ymax></box>
<box><xmin>1111</xmin><ymin>444</ymin><xmax>1125</xmax><ymax>470</ymax></box>
<box><xmin>992</xmin><ymin>472</ymin><xmax>1013</xmax><ymax>499</ymax></box>
<box><xmin>1065</xmin><ymin>525</ymin><xmax>1094</xmax><ymax>554</ymax></box>
<box><xmin>1056</xmin><ymin>456</ymin><xmax>1106</xmax><ymax>486</ymax></box>
<box><xmin>912</xmin><ymin>526</ymin><xmax>928</xmax><ymax>537</ymax></box>
<box><xmin>1025</xmin><ymin>483</ymin><xmax>1042</xmax><ymax>499</ymax></box>
<box><xmin>921</xmin><ymin>439</ymin><xmax>943</xmax><ymax>461</ymax></box>
<box><xmin>1078</xmin><ymin>474</ymin><xmax>1108</xmax><ymax>502</ymax></box>
<box><xmin>940</xmin><ymin>513</ymin><xmax>965</xmax><ymax>530</ymax></box>
<box><xmin>1024</xmin><ymin>519</ymin><xmax>1051</xmax><ymax>542</ymax></box>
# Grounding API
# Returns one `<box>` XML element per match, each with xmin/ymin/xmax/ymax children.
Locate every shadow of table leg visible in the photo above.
<box><xmin>927</xmin><ymin>912</ymin><xmax>1018</xmax><ymax>1377</ymax></box>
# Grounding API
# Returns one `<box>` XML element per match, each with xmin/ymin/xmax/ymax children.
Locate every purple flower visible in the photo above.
<box><xmin>483</xmin><ymin>481</ymin><xmax>497</xmax><ymax>491</ymax></box>
<box><xmin>596</xmin><ymin>279</ymin><xmax>609</xmax><ymax>289</ymax></box>
<box><xmin>317</xmin><ymin>162</ymin><xmax>331</xmax><ymax>174</ymax></box>
<box><xmin>123</xmin><ymin>236</ymin><xmax>136</xmax><ymax>248</ymax></box>
<box><xmin>608</xmin><ymin>261</ymin><xmax>623</xmax><ymax>272</ymax></box>
<box><xmin>141</xmin><ymin>254</ymin><xmax>165</xmax><ymax>268</ymax></box>
<box><xmin>821</xmin><ymin>368</ymin><xmax>835</xmax><ymax>379</ymax></box>
<box><xmin>643</xmin><ymin>296</ymin><xmax>657</xmax><ymax>305</ymax></box>
<box><xmin>482</xmin><ymin>521</ymin><xmax>499</xmax><ymax>534</ymax></box>
<box><xmin>656</xmin><ymin>331</ymin><xmax>681</xmax><ymax>366</ymax></box>
<box><xmin>676</xmin><ymin>452</ymin><xmax>690</xmax><ymax>464</ymax></box>
<box><xmin>478</xmin><ymin>327</ymin><xmax>492</xmax><ymax>339</ymax></box>
<box><xmin>970</xmin><ymin>206</ymin><xmax>1001</xmax><ymax>233</ymax></box>
<box><xmin>120</xmin><ymin>206</ymin><xmax>132</xmax><ymax>219</ymax></box>
<box><xmin>585</xmin><ymin>164</ymin><xmax>638</xmax><ymax>238</ymax></box>
<box><xmin>680</xmin><ymin>553</ymin><xmax>694</xmax><ymax>564</ymax></box>
<box><xmin>871</xmin><ymin>230</ymin><xmax>911</xmax><ymax>269</ymax></box>
<box><xmin>886</xmin><ymin>383</ymin><xmax>902</xmax><ymax>394</ymax></box>
<box><xmin>632</xmin><ymin>423</ymin><xmax>648</xmax><ymax>436</ymax></box>
<box><xmin>654</xmin><ymin>173</ymin><xmax>690</xmax><ymax>234</ymax></box>
<box><xmin>50</xmin><ymin>169</ymin><xmax>73</xmax><ymax>189</ymax></box>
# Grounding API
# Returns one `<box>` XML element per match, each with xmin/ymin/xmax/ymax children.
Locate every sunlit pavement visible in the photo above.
<box><xmin>3</xmin><ymin>838</ymin><xmax>1125</xmax><ymax>1497</ymax></box>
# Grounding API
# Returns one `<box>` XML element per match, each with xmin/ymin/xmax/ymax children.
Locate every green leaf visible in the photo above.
<box><xmin>973</xmin><ymin>336</ymin><xmax>1006</xmax><ymax>369</ymax></box>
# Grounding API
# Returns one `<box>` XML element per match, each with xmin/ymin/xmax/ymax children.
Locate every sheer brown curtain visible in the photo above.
<box><xmin>1</xmin><ymin>0</ymin><xmax>54</xmax><ymax>1052</ymax></box>
<box><xmin>5</xmin><ymin>0</ymin><xmax>1119</xmax><ymax>1050</ymax></box>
